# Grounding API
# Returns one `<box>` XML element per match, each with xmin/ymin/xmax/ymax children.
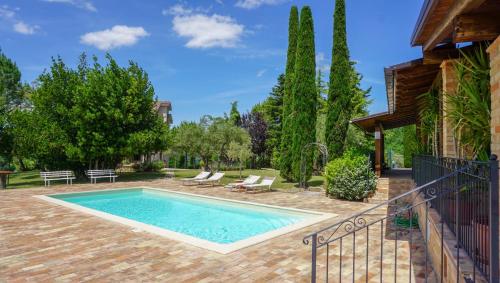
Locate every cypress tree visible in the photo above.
<box><xmin>229</xmin><ymin>101</ymin><xmax>241</xmax><ymax>126</ymax></box>
<box><xmin>280</xmin><ymin>6</ymin><xmax>299</xmax><ymax>181</ymax></box>
<box><xmin>325</xmin><ymin>0</ymin><xmax>352</xmax><ymax>159</ymax></box>
<box><xmin>291</xmin><ymin>6</ymin><xmax>316</xmax><ymax>183</ymax></box>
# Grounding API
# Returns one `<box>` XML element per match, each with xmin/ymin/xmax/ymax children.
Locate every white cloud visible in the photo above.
<box><xmin>0</xmin><ymin>5</ymin><xmax>16</xmax><ymax>19</ymax></box>
<box><xmin>42</xmin><ymin>0</ymin><xmax>97</xmax><ymax>12</ymax></box>
<box><xmin>0</xmin><ymin>5</ymin><xmax>39</xmax><ymax>35</ymax></box>
<box><xmin>80</xmin><ymin>25</ymin><xmax>150</xmax><ymax>50</ymax></box>
<box><xmin>235</xmin><ymin>0</ymin><xmax>287</xmax><ymax>9</ymax></box>
<box><xmin>13</xmin><ymin>21</ymin><xmax>39</xmax><ymax>35</ymax></box>
<box><xmin>256</xmin><ymin>69</ymin><xmax>266</xmax><ymax>77</ymax></box>
<box><xmin>163</xmin><ymin>4</ymin><xmax>192</xmax><ymax>16</ymax></box>
<box><xmin>167</xmin><ymin>4</ymin><xmax>244</xmax><ymax>49</ymax></box>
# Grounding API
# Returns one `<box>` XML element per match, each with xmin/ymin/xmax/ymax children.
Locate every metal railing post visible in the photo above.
<box><xmin>311</xmin><ymin>233</ymin><xmax>317</xmax><ymax>283</ymax></box>
<box><xmin>489</xmin><ymin>155</ymin><xmax>499</xmax><ymax>283</ymax></box>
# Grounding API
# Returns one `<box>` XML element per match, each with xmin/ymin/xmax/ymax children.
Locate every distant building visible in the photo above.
<box><xmin>155</xmin><ymin>101</ymin><xmax>173</xmax><ymax>125</ymax></box>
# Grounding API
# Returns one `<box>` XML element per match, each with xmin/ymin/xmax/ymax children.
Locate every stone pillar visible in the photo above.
<box><xmin>440</xmin><ymin>59</ymin><xmax>459</xmax><ymax>158</ymax></box>
<box><xmin>488</xmin><ymin>36</ymin><xmax>500</xmax><ymax>158</ymax></box>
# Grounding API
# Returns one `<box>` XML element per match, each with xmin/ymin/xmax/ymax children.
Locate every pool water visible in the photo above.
<box><xmin>52</xmin><ymin>189</ymin><xmax>311</xmax><ymax>244</ymax></box>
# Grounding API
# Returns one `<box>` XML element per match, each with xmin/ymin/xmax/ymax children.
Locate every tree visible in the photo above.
<box><xmin>325</xmin><ymin>0</ymin><xmax>353</xmax><ymax>159</ymax></box>
<box><xmin>291</xmin><ymin>6</ymin><xmax>317</xmax><ymax>182</ymax></box>
<box><xmin>31</xmin><ymin>53</ymin><xmax>170</xmax><ymax>171</ymax></box>
<box><xmin>173</xmin><ymin>121</ymin><xmax>203</xmax><ymax>168</ymax></box>
<box><xmin>227</xmin><ymin>138</ymin><xmax>251</xmax><ymax>179</ymax></box>
<box><xmin>257</xmin><ymin>74</ymin><xmax>284</xmax><ymax>169</ymax></box>
<box><xmin>197</xmin><ymin>116</ymin><xmax>250</xmax><ymax>171</ymax></box>
<box><xmin>280</xmin><ymin>6</ymin><xmax>299</xmax><ymax>181</ymax></box>
<box><xmin>0</xmin><ymin>50</ymin><xmax>23</xmax><ymax>162</ymax></box>
<box><xmin>229</xmin><ymin>101</ymin><xmax>241</xmax><ymax>126</ymax></box>
<box><xmin>241</xmin><ymin>111</ymin><xmax>268</xmax><ymax>167</ymax></box>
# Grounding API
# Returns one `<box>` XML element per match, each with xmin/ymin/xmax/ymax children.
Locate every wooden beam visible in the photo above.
<box><xmin>423</xmin><ymin>45</ymin><xmax>460</xmax><ymax>64</ymax></box>
<box><xmin>453</xmin><ymin>13</ymin><xmax>500</xmax><ymax>43</ymax></box>
<box><xmin>423</xmin><ymin>0</ymin><xmax>487</xmax><ymax>51</ymax></box>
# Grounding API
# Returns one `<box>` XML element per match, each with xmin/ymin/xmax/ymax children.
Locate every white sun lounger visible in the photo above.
<box><xmin>225</xmin><ymin>175</ymin><xmax>260</xmax><ymax>191</ymax></box>
<box><xmin>196</xmin><ymin>172</ymin><xmax>225</xmax><ymax>186</ymax></box>
<box><xmin>242</xmin><ymin>176</ymin><xmax>276</xmax><ymax>193</ymax></box>
<box><xmin>181</xmin><ymin>171</ymin><xmax>210</xmax><ymax>185</ymax></box>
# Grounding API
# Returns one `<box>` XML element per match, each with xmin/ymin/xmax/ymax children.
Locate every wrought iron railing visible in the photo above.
<box><xmin>302</xmin><ymin>155</ymin><xmax>499</xmax><ymax>283</ymax></box>
<box><xmin>413</xmin><ymin>155</ymin><xmax>499</xmax><ymax>281</ymax></box>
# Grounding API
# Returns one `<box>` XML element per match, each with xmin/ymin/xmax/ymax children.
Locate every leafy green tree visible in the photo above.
<box><xmin>291</xmin><ymin>6</ymin><xmax>317</xmax><ymax>182</ymax></box>
<box><xmin>195</xmin><ymin>116</ymin><xmax>250</xmax><ymax>171</ymax></box>
<box><xmin>229</xmin><ymin>101</ymin><xmax>241</xmax><ymax>126</ymax></box>
<box><xmin>0</xmin><ymin>50</ymin><xmax>23</xmax><ymax>162</ymax></box>
<box><xmin>227</xmin><ymin>137</ymin><xmax>251</xmax><ymax>179</ymax></box>
<box><xmin>31</xmin><ymin>53</ymin><xmax>170</xmax><ymax>171</ymax></box>
<box><xmin>258</xmin><ymin>74</ymin><xmax>284</xmax><ymax>168</ymax></box>
<box><xmin>325</xmin><ymin>0</ymin><xmax>353</xmax><ymax>159</ymax></box>
<box><xmin>343</xmin><ymin>64</ymin><xmax>372</xmax><ymax>156</ymax></box>
<box><xmin>173</xmin><ymin>121</ymin><xmax>203</xmax><ymax>168</ymax></box>
<box><xmin>403</xmin><ymin>125</ymin><xmax>418</xmax><ymax>167</ymax></box>
<box><xmin>280</xmin><ymin>6</ymin><xmax>299</xmax><ymax>181</ymax></box>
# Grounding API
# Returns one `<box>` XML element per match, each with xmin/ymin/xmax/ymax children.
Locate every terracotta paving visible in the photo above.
<box><xmin>1</xmin><ymin>179</ymin><xmax>433</xmax><ymax>282</ymax></box>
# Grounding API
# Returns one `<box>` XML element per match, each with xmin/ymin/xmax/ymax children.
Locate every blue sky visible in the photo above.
<box><xmin>0</xmin><ymin>0</ymin><xmax>424</xmax><ymax>124</ymax></box>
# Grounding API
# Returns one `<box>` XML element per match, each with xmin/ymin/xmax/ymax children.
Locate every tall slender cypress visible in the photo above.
<box><xmin>291</xmin><ymin>6</ymin><xmax>316</xmax><ymax>182</ymax></box>
<box><xmin>280</xmin><ymin>6</ymin><xmax>299</xmax><ymax>181</ymax></box>
<box><xmin>325</xmin><ymin>0</ymin><xmax>352</xmax><ymax>159</ymax></box>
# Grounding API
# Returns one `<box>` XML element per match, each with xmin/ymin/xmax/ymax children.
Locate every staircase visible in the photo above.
<box><xmin>367</xmin><ymin>170</ymin><xmax>414</xmax><ymax>204</ymax></box>
<box><xmin>367</xmin><ymin>177</ymin><xmax>390</xmax><ymax>203</ymax></box>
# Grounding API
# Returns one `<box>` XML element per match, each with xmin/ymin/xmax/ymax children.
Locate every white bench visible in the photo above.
<box><xmin>86</xmin><ymin>169</ymin><xmax>117</xmax><ymax>184</ymax></box>
<box><xmin>40</xmin><ymin>171</ymin><xmax>76</xmax><ymax>187</ymax></box>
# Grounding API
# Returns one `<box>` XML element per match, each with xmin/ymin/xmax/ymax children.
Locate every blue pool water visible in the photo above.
<box><xmin>52</xmin><ymin>189</ymin><xmax>311</xmax><ymax>244</ymax></box>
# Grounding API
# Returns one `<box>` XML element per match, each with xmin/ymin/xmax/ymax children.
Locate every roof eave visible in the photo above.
<box><xmin>411</xmin><ymin>0</ymin><xmax>439</xmax><ymax>46</ymax></box>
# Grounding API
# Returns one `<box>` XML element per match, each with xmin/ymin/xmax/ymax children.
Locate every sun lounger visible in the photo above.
<box><xmin>242</xmin><ymin>176</ymin><xmax>276</xmax><ymax>193</ymax></box>
<box><xmin>196</xmin><ymin>172</ymin><xmax>225</xmax><ymax>186</ymax></box>
<box><xmin>225</xmin><ymin>175</ymin><xmax>260</xmax><ymax>191</ymax></box>
<box><xmin>181</xmin><ymin>171</ymin><xmax>210</xmax><ymax>185</ymax></box>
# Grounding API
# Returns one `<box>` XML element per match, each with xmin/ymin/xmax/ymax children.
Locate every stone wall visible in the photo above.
<box><xmin>413</xmin><ymin>190</ymin><xmax>488</xmax><ymax>283</ymax></box>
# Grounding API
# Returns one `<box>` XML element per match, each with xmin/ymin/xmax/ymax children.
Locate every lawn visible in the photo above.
<box><xmin>5</xmin><ymin>169</ymin><xmax>325</xmax><ymax>191</ymax></box>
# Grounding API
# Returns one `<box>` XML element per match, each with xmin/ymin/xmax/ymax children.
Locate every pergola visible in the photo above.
<box><xmin>352</xmin><ymin>60</ymin><xmax>440</xmax><ymax>175</ymax></box>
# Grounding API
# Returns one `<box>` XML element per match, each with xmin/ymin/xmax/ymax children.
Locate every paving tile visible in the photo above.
<box><xmin>0</xmin><ymin>179</ymin><xmax>431</xmax><ymax>282</ymax></box>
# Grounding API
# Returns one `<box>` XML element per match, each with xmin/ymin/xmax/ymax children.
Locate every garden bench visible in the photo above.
<box><xmin>86</xmin><ymin>169</ymin><xmax>117</xmax><ymax>184</ymax></box>
<box><xmin>40</xmin><ymin>171</ymin><xmax>76</xmax><ymax>187</ymax></box>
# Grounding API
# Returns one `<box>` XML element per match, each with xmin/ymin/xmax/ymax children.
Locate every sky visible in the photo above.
<box><xmin>0</xmin><ymin>0</ymin><xmax>424</xmax><ymax>124</ymax></box>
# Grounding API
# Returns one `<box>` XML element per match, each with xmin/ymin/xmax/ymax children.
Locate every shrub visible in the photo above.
<box><xmin>325</xmin><ymin>152</ymin><xmax>376</xmax><ymax>201</ymax></box>
<box><xmin>0</xmin><ymin>156</ymin><xmax>15</xmax><ymax>171</ymax></box>
<box><xmin>133</xmin><ymin>160</ymin><xmax>164</xmax><ymax>172</ymax></box>
<box><xmin>151</xmin><ymin>160</ymin><xmax>164</xmax><ymax>172</ymax></box>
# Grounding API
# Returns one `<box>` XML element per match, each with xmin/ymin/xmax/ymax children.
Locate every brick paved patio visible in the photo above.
<box><xmin>0</xmin><ymin>179</ymin><xmax>432</xmax><ymax>282</ymax></box>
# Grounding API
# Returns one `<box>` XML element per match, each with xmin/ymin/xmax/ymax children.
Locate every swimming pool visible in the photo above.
<box><xmin>36</xmin><ymin>188</ymin><xmax>334</xmax><ymax>253</ymax></box>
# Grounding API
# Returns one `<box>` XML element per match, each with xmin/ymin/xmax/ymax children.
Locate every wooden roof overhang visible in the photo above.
<box><xmin>412</xmin><ymin>0</ymin><xmax>500</xmax><ymax>51</ymax></box>
<box><xmin>352</xmin><ymin>59</ymin><xmax>440</xmax><ymax>133</ymax></box>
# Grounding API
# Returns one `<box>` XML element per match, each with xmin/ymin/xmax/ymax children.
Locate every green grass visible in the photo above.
<box><xmin>5</xmin><ymin>169</ymin><xmax>325</xmax><ymax>190</ymax></box>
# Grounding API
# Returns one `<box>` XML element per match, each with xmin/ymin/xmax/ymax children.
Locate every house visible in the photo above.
<box><xmin>353</xmin><ymin>0</ymin><xmax>500</xmax><ymax>177</ymax></box>
<box><xmin>347</xmin><ymin>0</ymin><xmax>500</xmax><ymax>282</ymax></box>
<box><xmin>155</xmin><ymin>100</ymin><xmax>173</xmax><ymax>125</ymax></box>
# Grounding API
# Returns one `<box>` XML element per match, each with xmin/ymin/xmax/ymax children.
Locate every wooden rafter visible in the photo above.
<box><xmin>423</xmin><ymin>0</ymin><xmax>487</xmax><ymax>51</ymax></box>
<box><xmin>453</xmin><ymin>13</ymin><xmax>500</xmax><ymax>42</ymax></box>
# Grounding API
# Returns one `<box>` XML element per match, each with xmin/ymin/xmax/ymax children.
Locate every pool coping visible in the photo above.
<box><xmin>34</xmin><ymin>186</ymin><xmax>336</xmax><ymax>254</ymax></box>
